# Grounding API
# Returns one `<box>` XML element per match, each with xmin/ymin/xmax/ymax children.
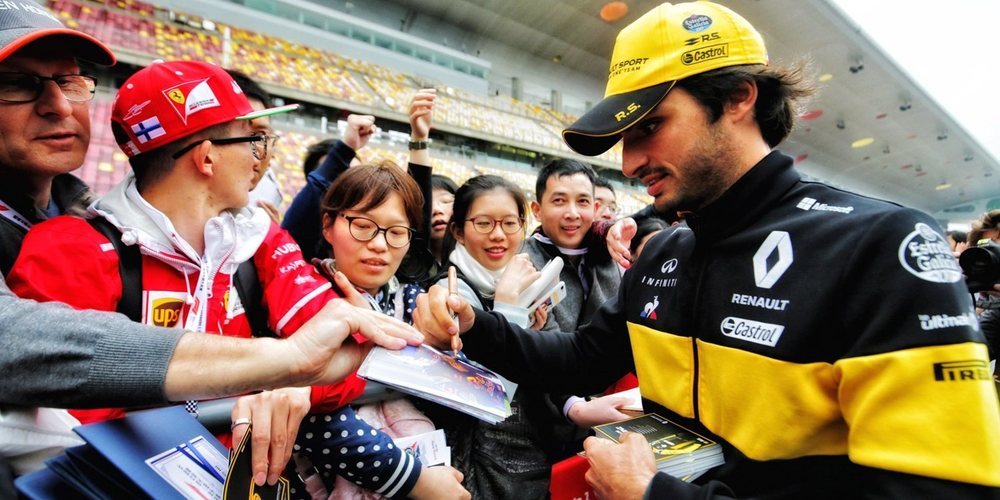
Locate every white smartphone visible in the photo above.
<box><xmin>526</xmin><ymin>281</ymin><xmax>566</xmax><ymax>316</ymax></box>
<box><xmin>517</xmin><ymin>257</ymin><xmax>564</xmax><ymax>308</ymax></box>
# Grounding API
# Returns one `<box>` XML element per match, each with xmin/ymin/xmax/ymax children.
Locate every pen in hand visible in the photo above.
<box><xmin>448</xmin><ymin>266</ymin><xmax>461</xmax><ymax>353</ymax></box>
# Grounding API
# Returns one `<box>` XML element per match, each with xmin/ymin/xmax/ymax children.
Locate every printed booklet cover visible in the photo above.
<box><xmin>357</xmin><ymin>344</ymin><xmax>513</xmax><ymax>424</ymax></box>
<box><xmin>591</xmin><ymin>413</ymin><xmax>724</xmax><ymax>478</ymax></box>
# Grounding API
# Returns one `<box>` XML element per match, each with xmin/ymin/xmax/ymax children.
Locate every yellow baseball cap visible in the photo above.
<box><xmin>563</xmin><ymin>1</ymin><xmax>768</xmax><ymax>156</ymax></box>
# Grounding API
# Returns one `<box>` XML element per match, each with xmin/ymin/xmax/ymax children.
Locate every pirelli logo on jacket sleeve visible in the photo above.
<box><xmin>932</xmin><ymin>359</ymin><xmax>991</xmax><ymax>382</ymax></box>
<box><xmin>838</xmin><ymin>342</ymin><xmax>1000</xmax><ymax>487</ymax></box>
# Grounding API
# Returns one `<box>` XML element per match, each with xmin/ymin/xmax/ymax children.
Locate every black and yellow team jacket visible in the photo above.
<box><xmin>461</xmin><ymin>151</ymin><xmax>1000</xmax><ymax>499</ymax></box>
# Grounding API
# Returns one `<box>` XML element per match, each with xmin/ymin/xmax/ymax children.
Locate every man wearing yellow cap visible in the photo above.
<box><xmin>415</xmin><ymin>1</ymin><xmax>999</xmax><ymax>497</ymax></box>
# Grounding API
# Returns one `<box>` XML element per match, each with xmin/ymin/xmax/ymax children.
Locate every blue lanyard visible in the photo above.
<box><xmin>176</xmin><ymin>440</ymin><xmax>225</xmax><ymax>483</ymax></box>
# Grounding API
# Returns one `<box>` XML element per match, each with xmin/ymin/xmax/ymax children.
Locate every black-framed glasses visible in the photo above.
<box><xmin>466</xmin><ymin>215</ymin><xmax>524</xmax><ymax>234</ymax></box>
<box><xmin>171</xmin><ymin>135</ymin><xmax>267</xmax><ymax>160</ymax></box>
<box><xmin>340</xmin><ymin>213</ymin><xmax>414</xmax><ymax>248</ymax></box>
<box><xmin>0</xmin><ymin>72</ymin><xmax>97</xmax><ymax>103</ymax></box>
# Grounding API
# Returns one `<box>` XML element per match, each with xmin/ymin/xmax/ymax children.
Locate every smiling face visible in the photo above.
<box><xmin>0</xmin><ymin>55</ymin><xmax>90</xmax><ymax>180</ymax></box>
<box><xmin>620</xmin><ymin>87</ymin><xmax>738</xmax><ymax>213</ymax></box>
<box><xmin>324</xmin><ymin>192</ymin><xmax>410</xmax><ymax>295</ymax></box>
<box><xmin>454</xmin><ymin>188</ymin><xmax>524</xmax><ymax>272</ymax></box>
<box><xmin>531</xmin><ymin>172</ymin><xmax>594</xmax><ymax>249</ymax></box>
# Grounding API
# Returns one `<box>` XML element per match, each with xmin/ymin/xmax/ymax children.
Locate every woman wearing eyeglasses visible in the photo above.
<box><xmin>439</xmin><ymin>175</ymin><xmax>549</xmax><ymax>330</ymax></box>
<box><xmin>429</xmin><ymin>175</ymin><xmax>633</xmax><ymax>499</ymax></box>
<box><xmin>319</xmin><ymin>162</ymin><xmax>424</xmax><ymax>317</ymax></box>
<box><xmin>291</xmin><ymin>162</ymin><xmax>469</xmax><ymax>499</ymax></box>
<box><xmin>423</xmin><ymin>176</ymin><xmax>560</xmax><ymax>499</ymax></box>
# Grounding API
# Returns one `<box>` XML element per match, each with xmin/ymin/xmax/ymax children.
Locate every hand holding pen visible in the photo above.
<box><xmin>447</xmin><ymin>266</ymin><xmax>462</xmax><ymax>354</ymax></box>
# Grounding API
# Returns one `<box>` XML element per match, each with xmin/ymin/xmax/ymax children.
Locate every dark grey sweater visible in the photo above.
<box><xmin>522</xmin><ymin>235</ymin><xmax>621</xmax><ymax>332</ymax></box>
<box><xmin>0</xmin><ymin>276</ymin><xmax>180</xmax><ymax>409</ymax></box>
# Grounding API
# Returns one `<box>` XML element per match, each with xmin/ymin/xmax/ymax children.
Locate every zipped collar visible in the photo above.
<box><xmin>89</xmin><ymin>173</ymin><xmax>271</xmax><ymax>273</ymax></box>
<box><xmin>685</xmin><ymin>151</ymin><xmax>799</xmax><ymax>245</ymax></box>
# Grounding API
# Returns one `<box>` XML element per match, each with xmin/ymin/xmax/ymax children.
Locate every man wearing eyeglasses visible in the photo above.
<box><xmin>228</xmin><ymin>69</ymin><xmax>284</xmax><ymax>222</ymax></box>
<box><xmin>0</xmin><ymin>1</ymin><xmax>115</xmax><ymax>276</ymax></box>
<box><xmin>5</xmin><ymin>60</ymin><xmax>401</xmax><ymax>487</ymax></box>
<box><xmin>593</xmin><ymin>177</ymin><xmax>619</xmax><ymax>223</ymax></box>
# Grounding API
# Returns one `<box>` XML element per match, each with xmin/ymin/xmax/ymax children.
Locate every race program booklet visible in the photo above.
<box><xmin>590</xmin><ymin>413</ymin><xmax>724</xmax><ymax>478</ymax></box>
<box><xmin>357</xmin><ymin>344</ymin><xmax>513</xmax><ymax>424</ymax></box>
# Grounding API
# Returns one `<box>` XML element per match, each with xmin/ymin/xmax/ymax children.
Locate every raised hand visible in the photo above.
<box><xmin>343</xmin><ymin>114</ymin><xmax>377</xmax><ymax>152</ymax></box>
<box><xmin>409</xmin><ymin>88</ymin><xmax>436</xmax><ymax>141</ymax></box>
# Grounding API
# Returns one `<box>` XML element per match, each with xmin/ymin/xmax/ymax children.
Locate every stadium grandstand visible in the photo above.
<box><xmin>50</xmin><ymin>0</ymin><xmax>652</xmax><ymax>221</ymax></box>
<box><xmin>50</xmin><ymin>0</ymin><xmax>1000</xmax><ymax>227</ymax></box>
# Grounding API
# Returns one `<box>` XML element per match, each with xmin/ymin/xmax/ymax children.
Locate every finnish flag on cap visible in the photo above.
<box><xmin>131</xmin><ymin>117</ymin><xmax>166</xmax><ymax>144</ymax></box>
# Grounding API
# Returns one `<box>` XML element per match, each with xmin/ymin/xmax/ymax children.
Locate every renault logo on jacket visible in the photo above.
<box><xmin>753</xmin><ymin>231</ymin><xmax>793</xmax><ymax>289</ymax></box>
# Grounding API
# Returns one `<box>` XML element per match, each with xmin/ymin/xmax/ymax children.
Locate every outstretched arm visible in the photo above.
<box><xmin>164</xmin><ymin>300</ymin><xmax>424</xmax><ymax>401</ymax></box>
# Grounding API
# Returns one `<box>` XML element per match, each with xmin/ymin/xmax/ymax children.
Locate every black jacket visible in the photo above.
<box><xmin>462</xmin><ymin>151</ymin><xmax>999</xmax><ymax>498</ymax></box>
<box><xmin>0</xmin><ymin>173</ymin><xmax>93</xmax><ymax>276</ymax></box>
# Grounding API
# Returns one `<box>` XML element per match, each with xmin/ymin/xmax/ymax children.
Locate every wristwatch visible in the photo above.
<box><xmin>408</xmin><ymin>140</ymin><xmax>428</xmax><ymax>150</ymax></box>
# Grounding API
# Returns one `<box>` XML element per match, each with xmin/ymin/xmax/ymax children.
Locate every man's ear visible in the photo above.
<box><xmin>530</xmin><ymin>200</ymin><xmax>542</xmax><ymax>221</ymax></box>
<box><xmin>725</xmin><ymin>79</ymin><xmax>758</xmax><ymax>123</ymax></box>
<box><xmin>190</xmin><ymin>140</ymin><xmax>215</xmax><ymax>177</ymax></box>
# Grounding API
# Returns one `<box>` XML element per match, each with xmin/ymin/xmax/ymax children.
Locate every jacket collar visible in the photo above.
<box><xmin>684</xmin><ymin>150</ymin><xmax>798</xmax><ymax>245</ymax></box>
<box><xmin>90</xmin><ymin>173</ymin><xmax>271</xmax><ymax>273</ymax></box>
<box><xmin>0</xmin><ymin>173</ymin><xmax>93</xmax><ymax>224</ymax></box>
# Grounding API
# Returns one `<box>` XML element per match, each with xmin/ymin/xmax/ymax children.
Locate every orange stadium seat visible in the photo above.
<box><xmin>54</xmin><ymin>0</ymin><xmax>646</xmax><ymax>208</ymax></box>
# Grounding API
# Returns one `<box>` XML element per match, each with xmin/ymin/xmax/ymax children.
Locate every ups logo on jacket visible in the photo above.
<box><xmin>143</xmin><ymin>291</ymin><xmax>187</xmax><ymax>327</ymax></box>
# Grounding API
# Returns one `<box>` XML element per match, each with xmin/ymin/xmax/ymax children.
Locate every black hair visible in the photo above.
<box><xmin>947</xmin><ymin>230</ymin><xmax>968</xmax><ymax>245</ymax></box>
<box><xmin>442</xmin><ymin>175</ymin><xmax>528</xmax><ymax>261</ymax></box>
<box><xmin>534</xmin><ymin>159</ymin><xmax>596</xmax><ymax>201</ymax></box>
<box><xmin>432</xmin><ymin>174</ymin><xmax>458</xmax><ymax>195</ymax></box>
<box><xmin>321</xmin><ymin>161</ymin><xmax>424</xmax><ymax>233</ymax></box>
<box><xmin>303</xmin><ymin>138</ymin><xmax>337</xmax><ymax>177</ymax></box>
<box><xmin>593</xmin><ymin>176</ymin><xmax>614</xmax><ymax>193</ymax></box>
<box><xmin>226</xmin><ymin>68</ymin><xmax>273</xmax><ymax>108</ymax></box>
<box><xmin>115</xmin><ymin>120</ymin><xmax>232</xmax><ymax>192</ymax></box>
<box><xmin>676</xmin><ymin>62</ymin><xmax>816</xmax><ymax>148</ymax></box>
